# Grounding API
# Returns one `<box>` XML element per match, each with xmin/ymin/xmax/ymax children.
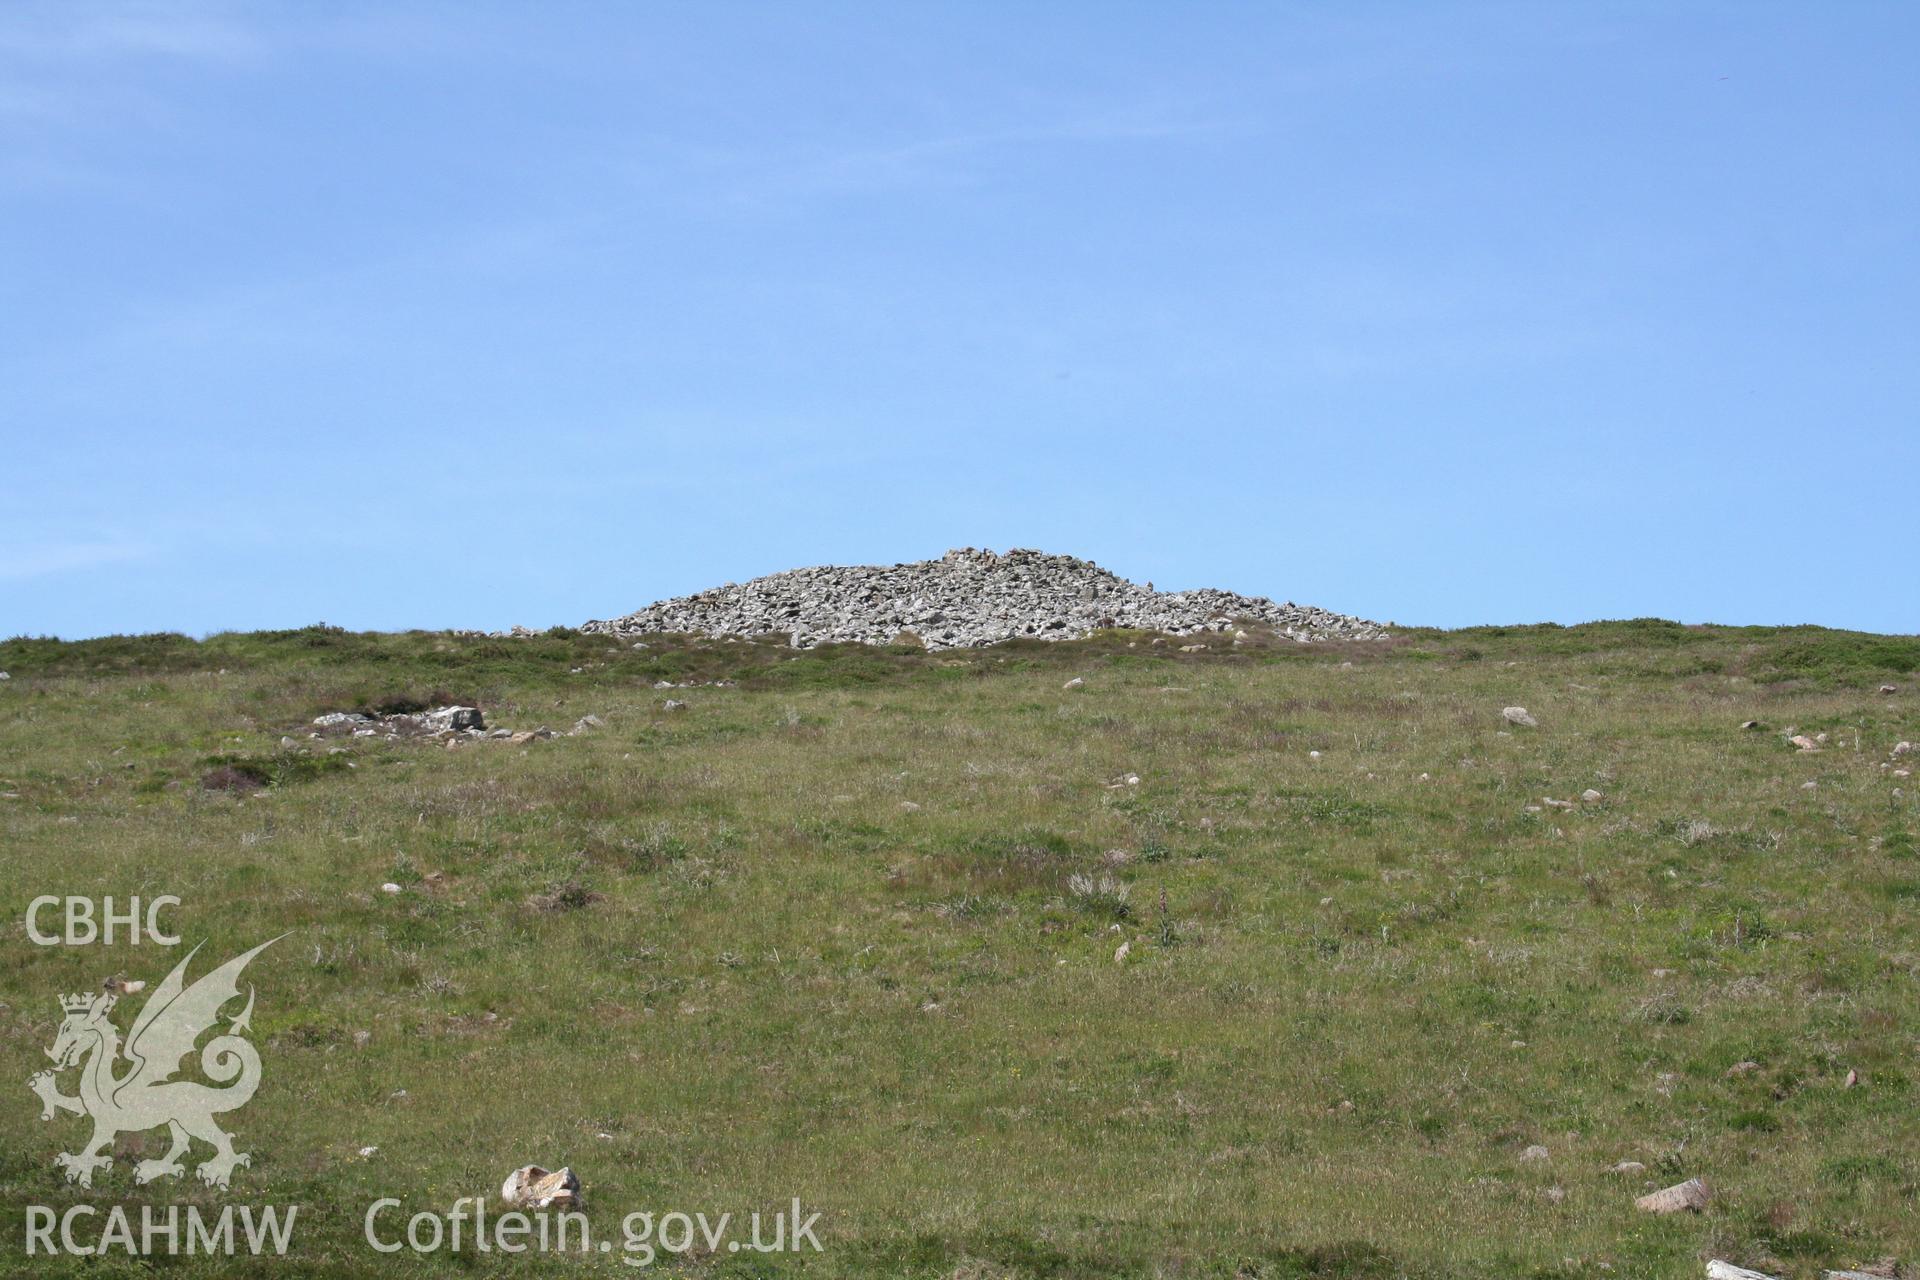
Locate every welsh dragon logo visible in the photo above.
<box><xmin>28</xmin><ymin>937</ymin><xmax>281</xmax><ymax>1190</ymax></box>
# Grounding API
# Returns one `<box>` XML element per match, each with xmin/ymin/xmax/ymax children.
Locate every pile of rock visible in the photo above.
<box><xmin>313</xmin><ymin>707</ymin><xmax>485</xmax><ymax>739</ymax></box>
<box><xmin>582</xmin><ymin>548</ymin><xmax>1386</xmax><ymax>650</ymax></box>
<box><xmin>307</xmin><ymin>706</ymin><xmax>579</xmax><ymax>746</ymax></box>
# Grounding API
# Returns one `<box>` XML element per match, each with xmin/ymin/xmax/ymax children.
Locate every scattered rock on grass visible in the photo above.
<box><xmin>1520</xmin><ymin>1144</ymin><xmax>1551</xmax><ymax>1163</ymax></box>
<box><xmin>415</xmin><ymin>706</ymin><xmax>484</xmax><ymax>734</ymax></box>
<box><xmin>1608</xmin><ymin>1160</ymin><xmax>1647</xmax><ymax>1176</ymax></box>
<box><xmin>1502</xmin><ymin>706</ymin><xmax>1538</xmax><ymax>727</ymax></box>
<box><xmin>1823</xmin><ymin>1261</ymin><xmax>1902</xmax><ymax>1279</ymax></box>
<box><xmin>1635</xmin><ymin>1177</ymin><xmax>1710</xmax><ymax>1213</ymax></box>
<box><xmin>313</xmin><ymin>706</ymin><xmax>485</xmax><ymax>739</ymax></box>
<box><xmin>1706</xmin><ymin>1263</ymin><xmax>1784</xmax><ymax>1280</ymax></box>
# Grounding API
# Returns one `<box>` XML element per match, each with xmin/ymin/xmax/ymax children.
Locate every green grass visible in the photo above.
<box><xmin>0</xmin><ymin>621</ymin><xmax>1915</xmax><ymax>1277</ymax></box>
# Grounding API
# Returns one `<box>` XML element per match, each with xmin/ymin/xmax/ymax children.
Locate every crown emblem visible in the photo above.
<box><xmin>60</xmin><ymin>992</ymin><xmax>106</xmax><ymax>1013</ymax></box>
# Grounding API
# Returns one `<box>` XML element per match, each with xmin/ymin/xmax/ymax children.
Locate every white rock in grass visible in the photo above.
<box><xmin>1063</xmin><ymin>677</ymin><xmax>1084</xmax><ymax>690</ymax></box>
<box><xmin>500</xmin><ymin>1165</ymin><xmax>581</xmax><ymax>1209</ymax></box>
<box><xmin>1502</xmin><ymin>706</ymin><xmax>1538</xmax><ymax>727</ymax></box>
<box><xmin>1706</xmin><ymin>1262</ymin><xmax>1780</xmax><ymax>1280</ymax></box>
<box><xmin>380</xmin><ymin>883</ymin><xmax>402</xmax><ymax>895</ymax></box>
<box><xmin>1520</xmin><ymin>1144</ymin><xmax>1551</xmax><ymax>1163</ymax></box>
<box><xmin>1582</xmin><ymin>789</ymin><xmax>1604</xmax><ymax>803</ymax></box>
<box><xmin>1635</xmin><ymin>1177</ymin><xmax>1710</xmax><ymax>1213</ymax></box>
<box><xmin>1113</xmin><ymin>940</ymin><xmax>1130</xmax><ymax>964</ymax></box>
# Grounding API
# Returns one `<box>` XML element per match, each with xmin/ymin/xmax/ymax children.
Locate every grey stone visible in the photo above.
<box><xmin>578</xmin><ymin>549</ymin><xmax>1386</xmax><ymax>651</ymax></box>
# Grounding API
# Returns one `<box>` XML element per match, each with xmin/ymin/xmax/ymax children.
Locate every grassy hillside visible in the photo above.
<box><xmin>1</xmin><ymin>622</ymin><xmax>1916</xmax><ymax>1278</ymax></box>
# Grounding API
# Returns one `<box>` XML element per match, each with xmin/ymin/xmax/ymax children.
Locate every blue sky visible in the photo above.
<box><xmin>3</xmin><ymin>2</ymin><xmax>1915</xmax><ymax>638</ymax></box>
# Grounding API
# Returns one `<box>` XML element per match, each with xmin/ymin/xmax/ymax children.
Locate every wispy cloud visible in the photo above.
<box><xmin>0</xmin><ymin>2</ymin><xmax>262</xmax><ymax>64</ymax></box>
<box><xmin>0</xmin><ymin>541</ymin><xmax>154</xmax><ymax>581</ymax></box>
<box><xmin>643</xmin><ymin>96</ymin><xmax>1237</xmax><ymax>212</ymax></box>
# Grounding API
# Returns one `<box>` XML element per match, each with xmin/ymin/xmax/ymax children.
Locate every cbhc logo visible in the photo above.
<box><xmin>25</xmin><ymin>896</ymin><xmax>181</xmax><ymax>946</ymax></box>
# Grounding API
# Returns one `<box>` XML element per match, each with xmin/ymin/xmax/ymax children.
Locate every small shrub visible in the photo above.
<box><xmin>1066</xmin><ymin>872</ymin><xmax>1131</xmax><ymax>920</ymax></box>
<box><xmin>1633</xmin><ymin>994</ymin><xmax>1693</xmax><ymax>1025</ymax></box>
<box><xmin>200</xmin><ymin>764</ymin><xmax>268</xmax><ymax>793</ymax></box>
<box><xmin>527</xmin><ymin>881</ymin><xmax>602</xmax><ymax>913</ymax></box>
<box><xmin>362</xmin><ymin>688</ymin><xmax>471</xmax><ymax>716</ymax></box>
